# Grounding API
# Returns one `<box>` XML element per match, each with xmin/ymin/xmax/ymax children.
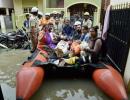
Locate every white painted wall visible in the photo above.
<box><xmin>111</xmin><ymin>0</ymin><xmax>130</xmax><ymax>4</ymax></box>
<box><xmin>0</xmin><ymin>0</ymin><xmax>13</xmax><ymax>8</ymax></box>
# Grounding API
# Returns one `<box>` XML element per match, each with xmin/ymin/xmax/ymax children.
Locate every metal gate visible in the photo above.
<box><xmin>107</xmin><ymin>4</ymin><xmax>130</xmax><ymax>74</ymax></box>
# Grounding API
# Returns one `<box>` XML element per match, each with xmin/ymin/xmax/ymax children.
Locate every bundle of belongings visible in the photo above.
<box><xmin>55</xmin><ymin>40</ymin><xmax>69</xmax><ymax>57</ymax></box>
<box><xmin>48</xmin><ymin>40</ymin><xmax>91</xmax><ymax>67</ymax></box>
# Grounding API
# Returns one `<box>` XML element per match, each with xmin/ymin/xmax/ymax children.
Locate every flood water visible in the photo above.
<box><xmin>0</xmin><ymin>49</ymin><xmax>129</xmax><ymax>100</ymax></box>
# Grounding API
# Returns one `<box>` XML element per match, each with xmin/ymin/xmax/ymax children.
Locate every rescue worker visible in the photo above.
<box><xmin>29</xmin><ymin>7</ymin><xmax>39</xmax><ymax>53</ymax></box>
<box><xmin>83</xmin><ymin>12</ymin><xmax>92</xmax><ymax>29</ymax></box>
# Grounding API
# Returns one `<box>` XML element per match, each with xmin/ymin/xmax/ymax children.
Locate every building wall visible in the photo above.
<box><xmin>13</xmin><ymin>0</ymin><xmax>102</xmax><ymax>28</ymax></box>
<box><xmin>44</xmin><ymin>0</ymin><xmax>101</xmax><ymax>26</ymax></box>
<box><xmin>13</xmin><ymin>0</ymin><xmax>24</xmax><ymax>28</ymax></box>
<box><xmin>13</xmin><ymin>0</ymin><xmax>23</xmax><ymax>15</ymax></box>
<box><xmin>45</xmin><ymin>0</ymin><xmax>101</xmax><ymax>14</ymax></box>
<box><xmin>0</xmin><ymin>0</ymin><xmax>14</xmax><ymax>33</ymax></box>
<box><xmin>0</xmin><ymin>0</ymin><xmax>13</xmax><ymax>8</ymax></box>
<box><xmin>64</xmin><ymin>0</ymin><xmax>101</xmax><ymax>8</ymax></box>
<box><xmin>13</xmin><ymin>0</ymin><xmax>101</xmax><ymax>16</ymax></box>
<box><xmin>111</xmin><ymin>0</ymin><xmax>130</xmax><ymax>4</ymax></box>
<box><xmin>37</xmin><ymin>0</ymin><xmax>43</xmax><ymax>12</ymax></box>
<box><xmin>22</xmin><ymin>0</ymin><xmax>37</xmax><ymax>8</ymax></box>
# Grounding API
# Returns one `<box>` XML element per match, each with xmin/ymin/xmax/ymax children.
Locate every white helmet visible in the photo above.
<box><xmin>31</xmin><ymin>7</ymin><xmax>38</xmax><ymax>12</ymax></box>
<box><xmin>53</xmin><ymin>11</ymin><xmax>57</xmax><ymax>14</ymax></box>
<box><xmin>38</xmin><ymin>11</ymin><xmax>43</xmax><ymax>16</ymax></box>
<box><xmin>74</xmin><ymin>21</ymin><xmax>81</xmax><ymax>26</ymax></box>
<box><xmin>45</xmin><ymin>13</ymin><xmax>50</xmax><ymax>16</ymax></box>
<box><xmin>84</xmin><ymin>12</ymin><xmax>90</xmax><ymax>16</ymax></box>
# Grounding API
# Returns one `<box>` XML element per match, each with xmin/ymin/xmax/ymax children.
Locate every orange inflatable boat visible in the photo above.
<box><xmin>16</xmin><ymin>48</ymin><xmax>128</xmax><ymax>100</ymax></box>
<box><xmin>16</xmin><ymin>49</ymin><xmax>48</xmax><ymax>100</ymax></box>
<box><xmin>93</xmin><ymin>64</ymin><xmax>128</xmax><ymax>100</ymax></box>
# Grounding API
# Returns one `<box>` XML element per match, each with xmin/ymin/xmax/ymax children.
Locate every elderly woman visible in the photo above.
<box><xmin>37</xmin><ymin>23</ymin><xmax>58</xmax><ymax>50</ymax></box>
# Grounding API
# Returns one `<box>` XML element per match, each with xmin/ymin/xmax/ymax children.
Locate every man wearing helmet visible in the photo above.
<box><xmin>29</xmin><ymin>7</ymin><xmax>39</xmax><ymax>53</ymax></box>
<box><xmin>52</xmin><ymin>11</ymin><xmax>58</xmax><ymax>19</ymax></box>
<box><xmin>72</xmin><ymin>21</ymin><xmax>82</xmax><ymax>40</ymax></box>
<box><xmin>38</xmin><ymin>11</ymin><xmax>43</xmax><ymax>19</ymax></box>
<box><xmin>83</xmin><ymin>12</ymin><xmax>92</xmax><ymax>28</ymax></box>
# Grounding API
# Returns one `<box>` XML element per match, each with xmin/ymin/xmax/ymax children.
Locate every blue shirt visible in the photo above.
<box><xmin>23</xmin><ymin>20</ymin><xmax>30</xmax><ymax>28</ymax></box>
<box><xmin>62</xmin><ymin>25</ymin><xmax>74</xmax><ymax>38</ymax></box>
<box><xmin>80</xmin><ymin>33</ymin><xmax>90</xmax><ymax>42</ymax></box>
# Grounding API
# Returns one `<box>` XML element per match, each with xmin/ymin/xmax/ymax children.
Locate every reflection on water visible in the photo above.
<box><xmin>31</xmin><ymin>79</ymin><xmax>111</xmax><ymax>100</ymax></box>
<box><xmin>0</xmin><ymin>49</ymin><xmax>129</xmax><ymax>100</ymax></box>
<box><xmin>0</xmin><ymin>49</ymin><xmax>30</xmax><ymax>87</ymax></box>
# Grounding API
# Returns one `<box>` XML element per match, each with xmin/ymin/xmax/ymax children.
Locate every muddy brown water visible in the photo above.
<box><xmin>0</xmin><ymin>49</ymin><xmax>129</xmax><ymax>100</ymax></box>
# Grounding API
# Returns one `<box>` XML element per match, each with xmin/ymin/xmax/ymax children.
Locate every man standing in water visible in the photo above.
<box><xmin>29</xmin><ymin>7</ymin><xmax>39</xmax><ymax>53</ymax></box>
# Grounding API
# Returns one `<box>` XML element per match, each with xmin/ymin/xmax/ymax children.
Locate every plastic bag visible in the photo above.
<box><xmin>55</xmin><ymin>40</ymin><xmax>69</xmax><ymax>54</ymax></box>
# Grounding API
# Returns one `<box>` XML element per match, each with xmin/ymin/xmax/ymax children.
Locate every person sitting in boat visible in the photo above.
<box><xmin>48</xmin><ymin>23</ymin><xmax>60</xmax><ymax>45</ymax></box>
<box><xmin>80</xmin><ymin>25</ymin><xmax>90</xmax><ymax>42</ymax></box>
<box><xmin>53</xmin><ymin>18</ymin><xmax>63</xmax><ymax>35</ymax></box>
<box><xmin>37</xmin><ymin>23</ymin><xmax>58</xmax><ymax>50</ymax></box>
<box><xmin>65</xmin><ymin>25</ymin><xmax>106</xmax><ymax>65</ymax></box>
<box><xmin>73</xmin><ymin>21</ymin><xmax>81</xmax><ymax>30</ymax></box>
<box><xmin>80</xmin><ymin>26</ymin><xmax>106</xmax><ymax>63</ymax></box>
<box><xmin>37</xmin><ymin>30</ymin><xmax>46</xmax><ymax>50</ymax></box>
<box><xmin>69</xmin><ymin>25</ymin><xmax>90</xmax><ymax>56</ymax></box>
<box><xmin>65</xmin><ymin>21</ymin><xmax>82</xmax><ymax>56</ymax></box>
<box><xmin>72</xmin><ymin>21</ymin><xmax>82</xmax><ymax>41</ymax></box>
<box><xmin>62</xmin><ymin>18</ymin><xmax>74</xmax><ymax>40</ymax></box>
